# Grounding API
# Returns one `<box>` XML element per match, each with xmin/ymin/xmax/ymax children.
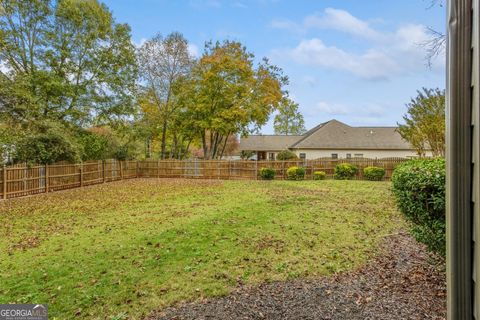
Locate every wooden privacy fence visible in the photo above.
<box><xmin>0</xmin><ymin>157</ymin><xmax>408</xmax><ymax>200</ymax></box>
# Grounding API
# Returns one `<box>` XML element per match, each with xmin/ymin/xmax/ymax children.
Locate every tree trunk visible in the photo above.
<box><xmin>210</xmin><ymin>132</ymin><xmax>218</xmax><ymax>159</ymax></box>
<box><xmin>183</xmin><ymin>140</ymin><xmax>192</xmax><ymax>159</ymax></box>
<box><xmin>211</xmin><ymin>132</ymin><xmax>224</xmax><ymax>159</ymax></box>
<box><xmin>202</xmin><ymin>132</ymin><xmax>208</xmax><ymax>160</ymax></box>
<box><xmin>160</xmin><ymin>120</ymin><xmax>168</xmax><ymax>159</ymax></box>
<box><xmin>171</xmin><ymin>134</ymin><xmax>178</xmax><ymax>159</ymax></box>
<box><xmin>146</xmin><ymin>137</ymin><xmax>151</xmax><ymax>159</ymax></box>
<box><xmin>219</xmin><ymin>134</ymin><xmax>230</xmax><ymax>159</ymax></box>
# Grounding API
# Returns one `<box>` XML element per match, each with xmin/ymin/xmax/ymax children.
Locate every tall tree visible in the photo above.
<box><xmin>273</xmin><ymin>96</ymin><xmax>306</xmax><ymax>135</ymax></box>
<box><xmin>187</xmin><ymin>41</ymin><xmax>286</xmax><ymax>159</ymax></box>
<box><xmin>138</xmin><ymin>79</ymin><xmax>197</xmax><ymax>159</ymax></box>
<box><xmin>136</xmin><ymin>32</ymin><xmax>194</xmax><ymax>159</ymax></box>
<box><xmin>0</xmin><ymin>0</ymin><xmax>137</xmax><ymax>127</ymax></box>
<box><xmin>0</xmin><ymin>0</ymin><xmax>137</xmax><ymax>163</ymax></box>
<box><xmin>398</xmin><ymin>88</ymin><xmax>445</xmax><ymax>157</ymax></box>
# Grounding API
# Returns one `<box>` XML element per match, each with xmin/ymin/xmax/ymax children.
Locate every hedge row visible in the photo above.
<box><xmin>391</xmin><ymin>158</ymin><xmax>445</xmax><ymax>256</ymax></box>
<box><xmin>258</xmin><ymin>164</ymin><xmax>386</xmax><ymax>181</ymax></box>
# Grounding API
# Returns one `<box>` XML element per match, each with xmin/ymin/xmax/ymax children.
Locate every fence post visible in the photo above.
<box><xmin>22</xmin><ymin>166</ymin><xmax>26</xmax><ymax>193</ymax></box>
<box><xmin>120</xmin><ymin>161</ymin><xmax>123</xmax><ymax>180</ymax></box>
<box><xmin>3</xmin><ymin>165</ymin><xmax>7</xmax><ymax>200</ymax></box>
<box><xmin>255</xmin><ymin>160</ymin><xmax>258</xmax><ymax>180</ymax></box>
<box><xmin>102</xmin><ymin>160</ymin><xmax>106</xmax><ymax>183</ymax></box>
<box><xmin>45</xmin><ymin>164</ymin><xmax>49</xmax><ymax>193</ymax></box>
<box><xmin>80</xmin><ymin>164</ymin><xmax>84</xmax><ymax>187</ymax></box>
<box><xmin>136</xmin><ymin>160</ymin><xmax>139</xmax><ymax>178</ymax></box>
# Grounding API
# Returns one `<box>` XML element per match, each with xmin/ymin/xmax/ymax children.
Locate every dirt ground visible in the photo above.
<box><xmin>146</xmin><ymin>230</ymin><xmax>446</xmax><ymax>320</ymax></box>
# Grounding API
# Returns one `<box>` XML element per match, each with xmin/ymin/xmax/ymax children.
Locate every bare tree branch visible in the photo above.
<box><xmin>425</xmin><ymin>0</ymin><xmax>444</xmax><ymax>9</ymax></box>
<box><xmin>419</xmin><ymin>0</ymin><xmax>446</xmax><ymax>68</ymax></box>
<box><xmin>420</xmin><ymin>27</ymin><xmax>446</xmax><ymax>68</ymax></box>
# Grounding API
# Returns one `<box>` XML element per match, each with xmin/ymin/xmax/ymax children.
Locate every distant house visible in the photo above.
<box><xmin>239</xmin><ymin>119</ymin><xmax>424</xmax><ymax>160</ymax></box>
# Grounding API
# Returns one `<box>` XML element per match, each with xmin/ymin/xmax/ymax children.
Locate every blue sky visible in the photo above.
<box><xmin>103</xmin><ymin>0</ymin><xmax>446</xmax><ymax>133</ymax></box>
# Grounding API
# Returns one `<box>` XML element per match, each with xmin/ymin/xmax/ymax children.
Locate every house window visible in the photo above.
<box><xmin>269</xmin><ymin>152</ymin><xmax>275</xmax><ymax>161</ymax></box>
<box><xmin>331</xmin><ymin>153</ymin><xmax>338</xmax><ymax>159</ymax></box>
<box><xmin>299</xmin><ymin>153</ymin><xmax>306</xmax><ymax>160</ymax></box>
<box><xmin>346</xmin><ymin>153</ymin><xmax>352</xmax><ymax>159</ymax></box>
<box><xmin>354</xmin><ymin>154</ymin><xmax>364</xmax><ymax>158</ymax></box>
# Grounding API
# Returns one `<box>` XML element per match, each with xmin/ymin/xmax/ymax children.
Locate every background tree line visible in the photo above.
<box><xmin>0</xmin><ymin>0</ymin><xmax>444</xmax><ymax>164</ymax></box>
<box><xmin>0</xmin><ymin>0</ymin><xmax>305</xmax><ymax>164</ymax></box>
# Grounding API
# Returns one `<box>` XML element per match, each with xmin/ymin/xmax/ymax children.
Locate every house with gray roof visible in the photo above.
<box><xmin>239</xmin><ymin>119</ymin><xmax>425</xmax><ymax>160</ymax></box>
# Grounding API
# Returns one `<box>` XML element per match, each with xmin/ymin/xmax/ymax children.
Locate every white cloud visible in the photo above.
<box><xmin>269</xmin><ymin>6</ymin><xmax>446</xmax><ymax>79</ymax></box>
<box><xmin>303</xmin><ymin>8</ymin><xmax>382</xmax><ymax>41</ymax></box>
<box><xmin>188</xmin><ymin>43</ymin><xmax>200</xmax><ymax>58</ymax></box>
<box><xmin>389</xmin><ymin>24</ymin><xmax>444</xmax><ymax>70</ymax></box>
<box><xmin>287</xmin><ymin>38</ymin><xmax>399</xmax><ymax>80</ymax></box>
<box><xmin>311</xmin><ymin>101</ymin><xmax>349</xmax><ymax>116</ymax></box>
<box><xmin>308</xmin><ymin>101</ymin><xmax>388</xmax><ymax>122</ymax></box>
<box><xmin>270</xmin><ymin>8</ymin><xmax>382</xmax><ymax>40</ymax></box>
<box><xmin>270</xmin><ymin>8</ymin><xmax>443</xmax><ymax>80</ymax></box>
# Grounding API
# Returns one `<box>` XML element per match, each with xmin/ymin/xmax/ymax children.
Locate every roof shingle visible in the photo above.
<box><xmin>239</xmin><ymin>135</ymin><xmax>303</xmax><ymax>151</ymax></box>
<box><xmin>239</xmin><ymin>120</ymin><xmax>414</xmax><ymax>151</ymax></box>
<box><xmin>290</xmin><ymin>120</ymin><xmax>412</xmax><ymax>150</ymax></box>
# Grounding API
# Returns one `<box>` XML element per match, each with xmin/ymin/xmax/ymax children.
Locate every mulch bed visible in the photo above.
<box><xmin>146</xmin><ymin>231</ymin><xmax>446</xmax><ymax>320</ymax></box>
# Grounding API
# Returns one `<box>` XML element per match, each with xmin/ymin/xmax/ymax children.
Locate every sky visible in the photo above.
<box><xmin>102</xmin><ymin>0</ymin><xmax>446</xmax><ymax>134</ymax></box>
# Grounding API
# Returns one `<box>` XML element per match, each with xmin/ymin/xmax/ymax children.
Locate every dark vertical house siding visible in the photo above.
<box><xmin>446</xmin><ymin>0</ymin><xmax>474</xmax><ymax>319</ymax></box>
<box><xmin>472</xmin><ymin>0</ymin><xmax>480</xmax><ymax>317</ymax></box>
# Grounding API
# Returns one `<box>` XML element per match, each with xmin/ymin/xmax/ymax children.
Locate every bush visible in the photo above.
<box><xmin>14</xmin><ymin>124</ymin><xmax>81</xmax><ymax>164</ymax></box>
<box><xmin>334</xmin><ymin>163</ymin><xmax>358</xmax><ymax>180</ymax></box>
<box><xmin>313</xmin><ymin>171</ymin><xmax>326</xmax><ymax>180</ymax></box>
<box><xmin>391</xmin><ymin>158</ymin><xmax>445</xmax><ymax>255</ymax></box>
<box><xmin>363</xmin><ymin>166</ymin><xmax>386</xmax><ymax>181</ymax></box>
<box><xmin>79</xmin><ymin>130</ymin><xmax>111</xmax><ymax>160</ymax></box>
<box><xmin>276</xmin><ymin>150</ymin><xmax>298</xmax><ymax>161</ymax></box>
<box><xmin>286</xmin><ymin>166</ymin><xmax>305</xmax><ymax>180</ymax></box>
<box><xmin>79</xmin><ymin>126</ymin><xmax>140</xmax><ymax>161</ymax></box>
<box><xmin>259</xmin><ymin>167</ymin><xmax>275</xmax><ymax>180</ymax></box>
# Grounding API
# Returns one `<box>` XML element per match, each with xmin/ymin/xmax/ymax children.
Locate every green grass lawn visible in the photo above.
<box><xmin>0</xmin><ymin>179</ymin><xmax>402</xmax><ymax>319</ymax></box>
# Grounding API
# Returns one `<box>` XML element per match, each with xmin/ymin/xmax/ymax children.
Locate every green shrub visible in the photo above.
<box><xmin>80</xmin><ymin>126</ymin><xmax>140</xmax><ymax>161</ymax></box>
<box><xmin>363</xmin><ymin>166</ymin><xmax>386</xmax><ymax>181</ymax></box>
<box><xmin>286</xmin><ymin>166</ymin><xmax>305</xmax><ymax>180</ymax></box>
<box><xmin>79</xmin><ymin>130</ymin><xmax>111</xmax><ymax>160</ymax></box>
<box><xmin>313</xmin><ymin>171</ymin><xmax>326</xmax><ymax>180</ymax></box>
<box><xmin>276</xmin><ymin>150</ymin><xmax>298</xmax><ymax>160</ymax></box>
<box><xmin>259</xmin><ymin>167</ymin><xmax>275</xmax><ymax>180</ymax></box>
<box><xmin>334</xmin><ymin>163</ymin><xmax>358</xmax><ymax>180</ymax></box>
<box><xmin>14</xmin><ymin>124</ymin><xmax>81</xmax><ymax>165</ymax></box>
<box><xmin>391</xmin><ymin>158</ymin><xmax>445</xmax><ymax>255</ymax></box>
